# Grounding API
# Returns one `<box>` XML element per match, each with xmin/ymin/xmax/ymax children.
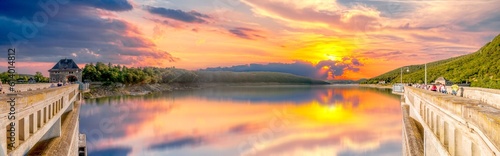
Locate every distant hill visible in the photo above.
<box><xmin>195</xmin><ymin>71</ymin><xmax>330</xmax><ymax>85</ymax></box>
<box><xmin>363</xmin><ymin>34</ymin><xmax>500</xmax><ymax>89</ymax></box>
<box><xmin>328</xmin><ymin>79</ymin><xmax>366</xmax><ymax>84</ymax></box>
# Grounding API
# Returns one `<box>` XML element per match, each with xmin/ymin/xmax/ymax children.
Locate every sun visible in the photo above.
<box><xmin>326</xmin><ymin>54</ymin><xmax>337</xmax><ymax>60</ymax></box>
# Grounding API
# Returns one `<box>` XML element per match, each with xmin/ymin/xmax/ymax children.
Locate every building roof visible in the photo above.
<box><xmin>50</xmin><ymin>59</ymin><xmax>80</xmax><ymax>70</ymax></box>
<box><xmin>436</xmin><ymin>77</ymin><xmax>446</xmax><ymax>81</ymax></box>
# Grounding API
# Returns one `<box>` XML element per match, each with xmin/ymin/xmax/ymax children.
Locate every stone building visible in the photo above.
<box><xmin>48</xmin><ymin>59</ymin><xmax>82</xmax><ymax>83</ymax></box>
<box><xmin>435</xmin><ymin>76</ymin><xmax>452</xmax><ymax>85</ymax></box>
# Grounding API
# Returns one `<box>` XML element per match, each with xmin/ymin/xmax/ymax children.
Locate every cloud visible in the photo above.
<box><xmin>412</xmin><ymin>34</ymin><xmax>459</xmax><ymax>43</ymax></box>
<box><xmin>336</xmin><ymin>0</ymin><xmax>417</xmax><ymax>18</ymax></box>
<box><xmin>228</xmin><ymin>27</ymin><xmax>265</xmax><ymax>40</ymax></box>
<box><xmin>148</xmin><ymin>136</ymin><xmax>205</xmax><ymax>150</ymax></box>
<box><xmin>363</xmin><ymin>51</ymin><xmax>403</xmax><ymax>59</ymax></box>
<box><xmin>228</xmin><ymin>123</ymin><xmax>266</xmax><ymax>134</ymax></box>
<box><xmin>75</xmin><ymin>0</ymin><xmax>133</xmax><ymax>11</ymax></box>
<box><xmin>240</xmin><ymin>0</ymin><xmax>382</xmax><ymax>31</ymax></box>
<box><xmin>0</xmin><ymin>0</ymin><xmax>133</xmax><ymax>18</ymax></box>
<box><xmin>145</xmin><ymin>17</ymin><xmax>184</xmax><ymax>28</ymax></box>
<box><xmin>0</xmin><ymin>0</ymin><xmax>177</xmax><ymax>67</ymax></box>
<box><xmin>144</xmin><ymin>6</ymin><xmax>210</xmax><ymax>23</ymax></box>
<box><xmin>201</xmin><ymin>57</ymin><xmax>363</xmax><ymax>80</ymax></box>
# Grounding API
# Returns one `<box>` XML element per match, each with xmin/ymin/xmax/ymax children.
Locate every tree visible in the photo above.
<box><xmin>34</xmin><ymin>72</ymin><xmax>44</xmax><ymax>82</ymax></box>
<box><xmin>82</xmin><ymin>64</ymin><xmax>99</xmax><ymax>82</ymax></box>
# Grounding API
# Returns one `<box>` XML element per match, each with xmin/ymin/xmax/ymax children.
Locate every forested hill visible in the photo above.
<box><xmin>82</xmin><ymin>63</ymin><xmax>329</xmax><ymax>85</ymax></box>
<box><xmin>363</xmin><ymin>34</ymin><xmax>500</xmax><ymax>89</ymax></box>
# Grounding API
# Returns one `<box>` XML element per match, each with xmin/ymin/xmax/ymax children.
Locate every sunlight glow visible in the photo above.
<box><xmin>292</xmin><ymin>101</ymin><xmax>354</xmax><ymax>123</ymax></box>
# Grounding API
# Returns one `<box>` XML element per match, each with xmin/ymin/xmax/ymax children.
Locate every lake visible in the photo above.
<box><xmin>79</xmin><ymin>85</ymin><xmax>402</xmax><ymax>156</ymax></box>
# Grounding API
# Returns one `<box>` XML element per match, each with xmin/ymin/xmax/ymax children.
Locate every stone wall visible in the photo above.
<box><xmin>49</xmin><ymin>71</ymin><xmax>82</xmax><ymax>83</ymax></box>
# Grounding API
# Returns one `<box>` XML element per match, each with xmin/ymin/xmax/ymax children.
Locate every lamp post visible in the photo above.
<box><xmin>425</xmin><ymin>63</ymin><xmax>427</xmax><ymax>85</ymax></box>
<box><xmin>401</xmin><ymin>67</ymin><xmax>409</xmax><ymax>84</ymax></box>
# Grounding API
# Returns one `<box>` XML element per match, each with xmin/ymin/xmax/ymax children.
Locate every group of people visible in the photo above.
<box><xmin>50</xmin><ymin>81</ymin><xmax>68</xmax><ymax>88</ymax></box>
<box><xmin>412</xmin><ymin>83</ymin><xmax>461</xmax><ymax>96</ymax></box>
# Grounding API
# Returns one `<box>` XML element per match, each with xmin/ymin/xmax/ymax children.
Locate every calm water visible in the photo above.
<box><xmin>79</xmin><ymin>85</ymin><xmax>402</xmax><ymax>156</ymax></box>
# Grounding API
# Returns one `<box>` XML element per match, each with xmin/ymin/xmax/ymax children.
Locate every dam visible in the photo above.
<box><xmin>401</xmin><ymin>86</ymin><xmax>500</xmax><ymax>156</ymax></box>
<box><xmin>0</xmin><ymin>84</ymin><xmax>87</xmax><ymax>156</ymax></box>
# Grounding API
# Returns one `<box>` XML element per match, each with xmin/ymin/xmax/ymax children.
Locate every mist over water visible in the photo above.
<box><xmin>80</xmin><ymin>85</ymin><xmax>402</xmax><ymax>156</ymax></box>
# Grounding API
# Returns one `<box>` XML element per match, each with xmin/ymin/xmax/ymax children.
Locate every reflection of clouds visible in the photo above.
<box><xmin>80</xmin><ymin>96</ymin><xmax>177</xmax><ymax>152</ymax></box>
<box><xmin>148</xmin><ymin>136</ymin><xmax>206</xmax><ymax>150</ymax></box>
<box><xmin>338</xmin><ymin>141</ymin><xmax>402</xmax><ymax>156</ymax></box>
<box><xmin>184</xmin><ymin>86</ymin><xmax>387</xmax><ymax>106</ymax></box>
<box><xmin>242</xmin><ymin>89</ymin><xmax>402</xmax><ymax>155</ymax></box>
<box><xmin>88</xmin><ymin>146</ymin><xmax>132</xmax><ymax>156</ymax></box>
<box><xmin>80</xmin><ymin>86</ymin><xmax>401</xmax><ymax>155</ymax></box>
<box><xmin>227</xmin><ymin>123</ymin><xmax>267</xmax><ymax>134</ymax></box>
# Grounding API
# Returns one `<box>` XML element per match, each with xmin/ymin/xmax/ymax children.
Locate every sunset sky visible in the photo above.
<box><xmin>1</xmin><ymin>0</ymin><xmax>499</xmax><ymax>80</ymax></box>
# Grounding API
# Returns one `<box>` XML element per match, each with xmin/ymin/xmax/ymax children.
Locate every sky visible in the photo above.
<box><xmin>0</xmin><ymin>0</ymin><xmax>499</xmax><ymax>80</ymax></box>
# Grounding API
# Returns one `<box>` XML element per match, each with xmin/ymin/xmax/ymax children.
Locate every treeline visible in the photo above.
<box><xmin>0</xmin><ymin>72</ymin><xmax>49</xmax><ymax>83</ymax></box>
<box><xmin>82</xmin><ymin>62</ymin><xmax>197</xmax><ymax>84</ymax></box>
<box><xmin>363</xmin><ymin>34</ymin><xmax>500</xmax><ymax>89</ymax></box>
<box><xmin>82</xmin><ymin>62</ymin><xmax>329</xmax><ymax>85</ymax></box>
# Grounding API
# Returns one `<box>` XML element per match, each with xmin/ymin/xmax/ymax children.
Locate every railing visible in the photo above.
<box><xmin>403</xmin><ymin>87</ymin><xmax>500</xmax><ymax>156</ymax></box>
<box><xmin>78</xmin><ymin>82</ymin><xmax>89</xmax><ymax>91</ymax></box>
<box><xmin>393</xmin><ymin>83</ymin><xmax>405</xmax><ymax>93</ymax></box>
<box><xmin>0</xmin><ymin>84</ymin><xmax>79</xmax><ymax>156</ymax></box>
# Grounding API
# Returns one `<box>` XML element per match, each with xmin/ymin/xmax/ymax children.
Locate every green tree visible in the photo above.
<box><xmin>34</xmin><ymin>72</ymin><xmax>44</xmax><ymax>82</ymax></box>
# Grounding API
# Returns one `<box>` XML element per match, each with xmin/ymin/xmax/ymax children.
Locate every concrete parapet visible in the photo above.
<box><xmin>0</xmin><ymin>84</ymin><xmax>80</xmax><ymax>156</ymax></box>
<box><xmin>461</xmin><ymin>87</ymin><xmax>500</xmax><ymax>110</ymax></box>
<box><xmin>28</xmin><ymin>103</ymin><xmax>81</xmax><ymax>156</ymax></box>
<box><xmin>0</xmin><ymin>83</ymin><xmax>54</xmax><ymax>93</ymax></box>
<box><xmin>404</xmin><ymin>87</ymin><xmax>500</xmax><ymax>155</ymax></box>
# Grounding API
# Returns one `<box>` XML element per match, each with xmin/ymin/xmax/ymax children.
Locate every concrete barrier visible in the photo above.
<box><xmin>402</xmin><ymin>87</ymin><xmax>500</xmax><ymax>156</ymax></box>
<box><xmin>0</xmin><ymin>83</ymin><xmax>53</xmax><ymax>93</ymax></box>
<box><xmin>0</xmin><ymin>84</ymin><xmax>80</xmax><ymax>155</ymax></box>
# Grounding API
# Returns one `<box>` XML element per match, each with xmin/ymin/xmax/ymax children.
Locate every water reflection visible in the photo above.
<box><xmin>80</xmin><ymin>85</ymin><xmax>402</xmax><ymax>156</ymax></box>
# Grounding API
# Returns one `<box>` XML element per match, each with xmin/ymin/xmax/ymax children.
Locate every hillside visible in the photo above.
<box><xmin>82</xmin><ymin>63</ymin><xmax>330</xmax><ymax>85</ymax></box>
<box><xmin>195</xmin><ymin>71</ymin><xmax>329</xmax><ymax>84</ymax></box>
<box><xmin>363</xmin><ymin>34</ymin><xmax>500</xmax><ymax>89</ymax></box>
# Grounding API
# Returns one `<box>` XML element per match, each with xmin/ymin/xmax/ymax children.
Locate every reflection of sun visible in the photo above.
<box><xmin>292</xmin><ymin>101</ymin><xmax>354</xmax><ymax>123</ymax></box>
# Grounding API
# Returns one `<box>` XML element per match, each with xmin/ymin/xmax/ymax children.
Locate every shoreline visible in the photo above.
<box><xmin>84</xmin><ymin>83</ymin><xmax>198</xmax><ymax>99</ymax></box>
<box><xmin>85</xmin><ymin>83</ymin><xmax>398</xmax><ymax>99</ymax></box>
<box><xmin>84</xmin><ymin>82</ymin><xmax>330</xmax><ymax>99</ymax></box>
<box><xmin>356</xmin><ymin>84</ymin><xmax>393</xmax><ymax>89</ymax></box>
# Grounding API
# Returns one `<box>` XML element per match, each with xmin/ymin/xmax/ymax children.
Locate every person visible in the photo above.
<box><xmin>431</xmin><ymin>84</ymin><xmax>437</xmax><ymax>92</ymax></box>
<box><xmin>440</xmin><ymin>84</ymin><xmax>447</xmax><ymax>94</ymax></box>
<box><xmin>451</xmin><ymin>83</ymin><xmax>459</xmax><ymax>95</ymax></box>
